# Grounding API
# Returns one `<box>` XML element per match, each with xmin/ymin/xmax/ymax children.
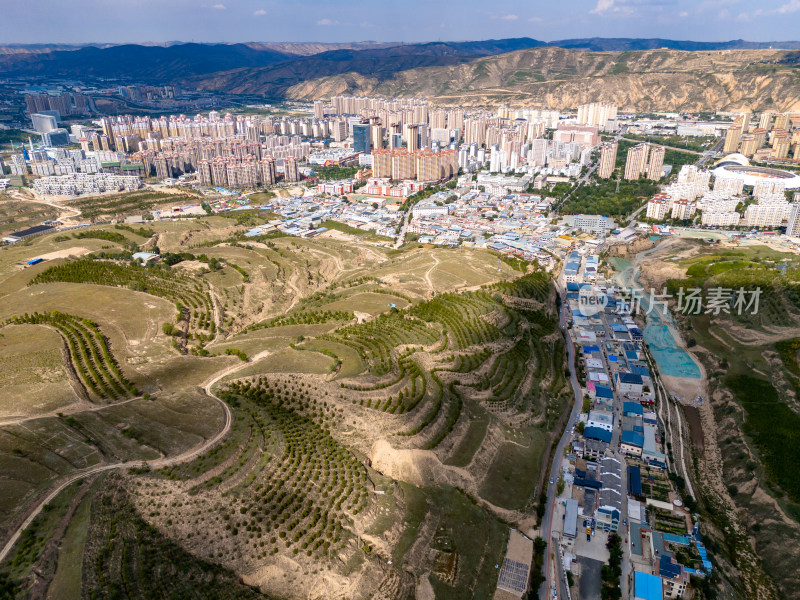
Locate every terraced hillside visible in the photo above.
<box><xmin>0</xmin><ymin>215</ymin><xmax>571</xmax><ymax>599</ymax></box>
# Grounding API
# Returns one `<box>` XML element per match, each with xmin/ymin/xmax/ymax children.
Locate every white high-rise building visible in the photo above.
<box><xmin>786</xmin><ymin>203</ymin><xmax>800</xmax><ymax>237</ymax></box>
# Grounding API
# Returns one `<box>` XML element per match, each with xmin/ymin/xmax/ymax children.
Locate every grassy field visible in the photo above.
<box><xmin>478</xmin><ymin>430</ymin><xmax>549</xmax><ymax>510</ymax></box>
<box><xmin>0</xmin><ymin>198</ymin><xmax>59</xmax><ymax>237</ymax></box>
<box><xmin>0</xmin><ymin>324</ymin><xmax>74</xmax><ymax>419</ymax></box>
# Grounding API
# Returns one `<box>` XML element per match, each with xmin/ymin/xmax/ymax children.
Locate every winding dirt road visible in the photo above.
<box><xmin>0</xmin><ymin>350</ymin><xmax>271</xmax><ymax>565</ymax></box>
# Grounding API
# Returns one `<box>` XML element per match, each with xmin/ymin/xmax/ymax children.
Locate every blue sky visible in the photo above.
<box><xmin>2</xmin><ymin>0</ymin><xmax>799</xmax><ymax>44</ymax></box>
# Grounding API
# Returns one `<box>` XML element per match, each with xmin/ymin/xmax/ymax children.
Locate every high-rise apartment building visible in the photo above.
<box><xmin>283</xmin><ymin>157</ymin><xmax>300</xmax><ymax>183</ymax></box>
<box><xmin>597</xmin><ymin>141</ymin><xmax>618</xmax><ymax>179</ymax></box>
<box><xmin>723</xmin><ymin>126</ymin><xmax>741</xmax><ymax>154</ymax></box>
<box><xmin>787</xmin><ymin>203</ymin><xmax>800</xmax><ymax>237</ymax></box>
<box><xmin>624</xmin><ymin>143</ymin><xmax>649</xmax><ymax>180</ymax></box>
<box><xmin>576</xmin><ymin>102</ymin><xmax>618</xmax><ymax>130</ymax></box>
<box><xmin>646</xmin><ymin>145</ymin><xmax>665</xmax><ymax>181</ymax></box>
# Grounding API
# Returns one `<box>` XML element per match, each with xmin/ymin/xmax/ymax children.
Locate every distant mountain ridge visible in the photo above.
<box><xmin>3</xmin><ymin>37</ymin><xmax>800</xmax><ymax>83</ymax></box>
<box><xmin>2</xmin><ymin>38</ymin><xmax>800</xmax><ymax>113</ymax></box>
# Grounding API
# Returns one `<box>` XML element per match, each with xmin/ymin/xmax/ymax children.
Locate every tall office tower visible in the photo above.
<box><xmin>390</xmin><ymin>133</ymin><xmax>403</xmax><ymax>149</ymax></box>
<box><xmin>333</xmin><ymin>120</ymin><xmax>347</xmax><ymax>142</ymax></box>
<box><xmin>597</xmin><ymin>141</ymin><xmax>618</xmax><ymax>179</ymax></box>
<box><xmin>723</xmin><ymin>126</ymin><xmax>741</xmax><ymax>154</ymax></box>
<box><xmin>404</xmin><ymin>124</ymin><xmax>420</xmax><ymax>152</ymax></box>
<box><xmin>370</xmin><ymin>124</ymin><xmax>384</xmax><ymax>151</ymax></box>
<box><xmin>759</xmin><ymin>111</ymin><xmax>774</xmax><ymax>131</ymax></box>
<box><xmin>283</xmin><ymin>157</ymin><xmax>300</xmax><ymax>183</ymax></box>
<box><xmin>352</xmin><ymin>123</ymin><xmax>371</xmax><ymax>154</ymax></box>
<box><xmin>314</xmin><ymin>100</ymin><xmax>325</xmax><ymax>120</ymax></box>
<box><xmin>646</xmin><ymin>145</ymin><xmax>665</xmax><ymax>181</ymax></box>
<box><xmin>417</xmin><ymin>124</ymin><xmax>429</xmax><ymax>149</ymax></box>
<box><xmin>787</xmin><ymin>203</ymin><xmax>800</xmax><ymax>237</ymax></box>
<box><xmin>31</xmin><ymin>113</ymin><xmax>58</xmax><ymax>134</ymax></box>
<box><xmin>624</xmin><ymin>143</ymin><xmax>649</xmax><ymax>180</ymax></box>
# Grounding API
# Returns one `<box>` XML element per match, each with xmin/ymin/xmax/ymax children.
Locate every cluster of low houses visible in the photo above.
<box><xmin>556</xmin><ymin>257</ymin><xmax>712</xmax><ymax>600</ymax></box>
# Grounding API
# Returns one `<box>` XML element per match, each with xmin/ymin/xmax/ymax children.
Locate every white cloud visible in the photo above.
<box><xmin>679</xmin><ymin>10</ymin><xmax>688</xmax><ymax>16</ymax></box>
<box><xmin>528</xmin><ymin>16</ymin><xmax>543</xmax><ymax>22</ymax></box>
<box><xmin>590</xmin><ymin>0</ymin><xmax>616</xmax><ymax>14</ymax></box>
<box><xmin>491</xmin><ymin>13</ymin><xmax>518</xmax><ymax>20</ymax></box>
<box><xmin>253</xmin><ymin>8</ymin><xmax>267</xmax><ymax>16</ymax></box>
<box><xmin>316</xmin><ymin>18</ymin><xmax>339</xmax><ymax>25</ymax></box>
<box><xmin>772</xmin><ymin>0</ymin><xmax>800</xmax><ymax>13</ymax></box>
<box><xmin>212</xmin><ymin>3</ymin><xmax>226</xmax><ymax>9</ymax></box>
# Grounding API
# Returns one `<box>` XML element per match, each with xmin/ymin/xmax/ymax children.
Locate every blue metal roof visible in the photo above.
<box><xmin>624</xmin><ymin>402</ymin><xmax>644</xmax><ymax>415</ymax></box>
<box><xmin>628</xmin><ymin>466</ymin><xmax>642</xmax><ymax>496</ymax></box>
<box><xmin>618</xmin><ymin>372</ymin><xmax>644</xmax><ymax>385</ymax></box>
<box><xmin>659</xmin><ymin>555</ymin><xmax>682</xmax><ymax>579</ymax></box>
<box><xmin>634</xmin><ymin>571</ymin><xmax>663</xmax><ymax>600</ymax></box>
<box><xmin>582</xmin><ymin>345</ymin><xmax>600</xmax><ymax>353</ymax></box>
<box><xmin>595</xmin><ymin>385</ymin><xmax>614</xmax><ymax>399</ymax></box>
<box><xmin>621</xmin><ymin>430</ymin><xmax>644</xmax><ymax>447</ymax></box>
<box><xmin>584</xmin><ymin>426</ymin><xmax>612</xmax><ymax>443</ymax></box>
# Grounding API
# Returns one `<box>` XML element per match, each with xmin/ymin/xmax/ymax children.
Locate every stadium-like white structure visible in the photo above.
<box><xmin>712</xmin><ymin>154</ymin><xmax>800</xmax><ymax>190</ymax></box>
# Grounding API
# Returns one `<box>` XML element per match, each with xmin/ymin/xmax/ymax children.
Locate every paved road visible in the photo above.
<box><xmin>540</xmin><ymin>281</ymin><xmax>584</xmax><ymax>599</ymax></box>
<box><xmin>0</xmin><ymin>350</ymin><xmax>271</xmax><ymax>565</ymax></box>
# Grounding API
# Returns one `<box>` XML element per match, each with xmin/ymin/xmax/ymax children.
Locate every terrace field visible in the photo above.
<box><xmin>0</xmin><ymin>208</ymin><xmax>572</xmax><ymax>599</ymax></box>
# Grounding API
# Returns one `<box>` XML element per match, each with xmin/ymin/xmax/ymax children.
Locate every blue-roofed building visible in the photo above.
<box><xmin>628</xmin><ymin>465</ymin><xmax>642</xmax><ymax>496</ymax></box>
<box><xmin>630</xmin><ymin>327</ymin><xmax>644</xmax><ymax>340</ymax></box>
<box><xmin>617</xmin><ymin>372</ymin><xmax>644</xmax><ymax>394</ymax></box>
<box><xmin>659</xmin><ymin>555</ymin><xmax>689</xmax><ymax>598</ymax></box>
<box><xmin>612</xmin><ymin>324</ymin><xmax>628</xmax><ymax>333</ymax></box>
<box><xmin>634</xmin><ymin>571</ymin><xmax>663</xmax><ymax>600</ymax></box>
<box><xmin>595</xmin><ymin>384</ymin><xmax>614</xmax><ymax>400</ymax></box>
<box><xmin>663</xmin><ymin>533</ymin><xmax>690</xmax><ymax>546</ymax></box>
<box><xmin>631</xmin><ymin>364</ymin><xmax>651</xmax><ymax>378</ymax></box>
<box><xmin>625</xmin><ymin>350</ymin><xmax>639</xmax><ymax>360</ymax></box>
<box><xmin>567</xmin><ymin>282</ymin><xmax>580</xmax><ymax>292</ymax></box>
<box><xmin>583</xmin><ymin>426</ymin><xmax>613</xmax><ymax>443</ymax></box>
<box><xmin>621</xmin><ymin>430</ymin><xmax>644</xmax><ymax>456</ymax></box>
<box><xmin>624</xmin><ymin>401</ymin><xmax>644</xmax><ymax>416</ymax></box>
<box><xmin>583</xmin><ymin>345</ymin><xmax>600</xmax><ymax>353</ymax></box>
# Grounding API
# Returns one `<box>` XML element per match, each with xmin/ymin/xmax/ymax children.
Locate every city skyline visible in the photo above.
<box><xmin>3</xmin><ymin>0</ymin><xmax>800</xmax><ymax>45</ymax></box>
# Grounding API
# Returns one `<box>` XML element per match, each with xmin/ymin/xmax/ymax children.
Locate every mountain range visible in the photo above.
<box><xmin>2</xmin><ymin>38</ymin><xmax>800</xmax><ymax>112</ymax></box>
